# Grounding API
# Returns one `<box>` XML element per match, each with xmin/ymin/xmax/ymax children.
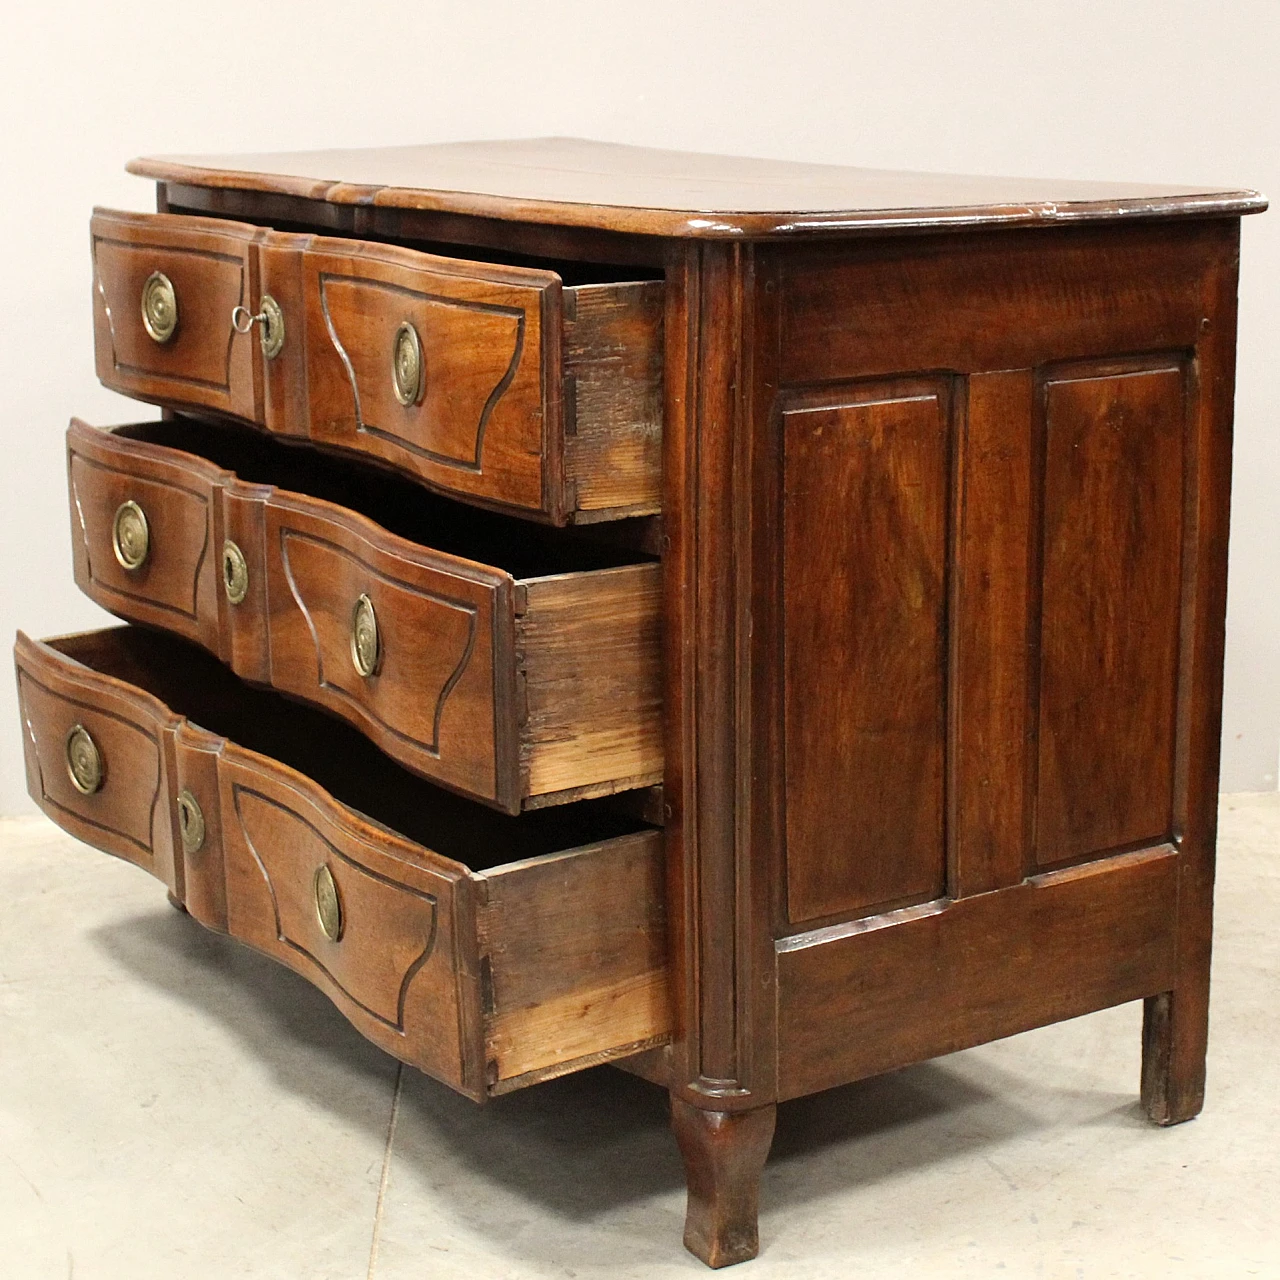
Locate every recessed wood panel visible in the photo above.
<box><xmin>268</xmin><ymin>511</ymin><xmax>496</xmax><ymax>802</ymax></box>
<box><xmin>16</xmin><ymin>667</ymin><xmax>164</xmax><ymax>867</ymax></box>
<box><xmin>90</xmin><ymin>209</ymin><xmax>261</xmax><ymax>422</ymax></box>
<box><xmin>782</xmin><ymin>380</ymin><xmax>951</xmax><ymax>924</ymax></box>
<box><xmin>69</xmin><ymin>453</ymin><xmax>214</xmax><ymax>636</ymax></box>
<box><xmin>302</xmin><ymin>243</ymin><xmax>545</xmax><ymax>512</ymax></box>
<box><xmin>1035</xmin><ymin>361</ymin><xmax>1187</xmax><ymax>864</ymax></box>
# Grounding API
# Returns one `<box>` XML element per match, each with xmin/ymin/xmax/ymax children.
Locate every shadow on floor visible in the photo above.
<box><xmin>91</xmin><ymin>899</ymin><xmax>1104</xmax><ymax>1227</ymax></box>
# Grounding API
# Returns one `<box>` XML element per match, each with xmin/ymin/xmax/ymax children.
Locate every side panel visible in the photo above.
<box><xmin>476</xmin><ymin>832</ymin><xmax>670</xmax><ymax>1091</ymax></box>
<box><xmin>781</xmin><ymin>379</ymin><xmax>951</xmax><ymax>924</ymax></box>
<box><xmin>518</xmin><ymin>564</ymin><xmax>663</xmax><ymax>803</ymax></box>
<box><xmin>777</xmin><ymin>849</ymin><xmax>1178</xmax><ymax>1100</ymax></box>
<box><xmin>768</xmin><ymin>220</ymin><xmax>1239</xmax><ymax>1097</ymax></box>
<box><xmin>1035</xmin><ymin>359</ymin><xmax>1187</xmax><ymax>865</ymax></box>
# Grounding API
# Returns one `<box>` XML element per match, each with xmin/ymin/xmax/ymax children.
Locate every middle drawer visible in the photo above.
<box><xmin>67</xmin><ymin>416</ymin><xmax>662</xmax><ymax>814</ymax></box>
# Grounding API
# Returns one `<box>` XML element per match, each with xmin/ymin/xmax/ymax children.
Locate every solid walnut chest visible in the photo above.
<box><xmin>14</xmin><ymin>137</ymin><xmax>1265</xmax><ymax>1268</ymax></box>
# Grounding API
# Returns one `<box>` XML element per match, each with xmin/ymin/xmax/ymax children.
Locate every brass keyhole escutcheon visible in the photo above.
<box><xmin>112</xmin><ymin>500</ymin><xmax>150</xmax><ymax>570</ymax></box>
<box><xmin>141</xmin><ymin>271</ymin><xmax>178</xmax><ymax>344</ymax></box>
<box><xmin>351</xmin><ymin>593</ymin><xmax>380</xmax><ymax>677</ymax></box>
<box><xmin>177</xmin><ymin>789</ymin><xmax>205</xmax><ymax>855</ymax></box>
<box><xmin>222</xmin><ymin>540</ymin><xmax>249</xmax><ymax>604</ymax></box>
<box><xmin>65</xmin><ymin>724</ymin><xmax>103</xmax><ymax>795</ymax></box>
<box><xmin>231</xmin><ymin>295</ymin><xmax>285</xmax><ymax>359</ymax></box>
<box><xmin>392</xmin><ymin>321</ymin><xmax>425</xmax><ymax>406</ymax></box>
<box><xmin>314</xmin><ymin>864</ymin><xmax>343</xmax><ymax>942</ymax></box>
<box><xmin>259</xmin><ymin>294</ymin><xmax>285</xmax><ymax>360</ymax></box>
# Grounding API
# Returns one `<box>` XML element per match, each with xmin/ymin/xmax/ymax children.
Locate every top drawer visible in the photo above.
<box><xmin>91</xmin><ymin>209</ymin><xmax>663</xmax><ymax>524</ymax></box>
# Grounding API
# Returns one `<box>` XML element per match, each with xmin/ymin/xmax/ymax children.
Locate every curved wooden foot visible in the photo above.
<box><xmin>1141</xmin><ymin>990</ymin><xmax>1207</xmax><ymax>1126</ymax></box>
<box><xmin>671</xmin><ymin>1097</ymin><xmax>775</xmax><ymax>1268</ymax></box>
<box><xmin>166</xmin><ymin>890</ymin><xmax>188</xmax><ymax>915</ymax></box>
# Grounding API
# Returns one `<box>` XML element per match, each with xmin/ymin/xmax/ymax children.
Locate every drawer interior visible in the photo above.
<box><xmin>119</xmin><ymin>417</ymin><xmax>656</xmax><ymax>579</ymax></box>
<box><xmin>164</xmin><ymin>199</ymin><xmax>665</xmax><ymax>287</ymax></box>
<box><xmin>51</xmin><ymin>626</ymin><xmax>652</xmax><ymax>871</ymax></box>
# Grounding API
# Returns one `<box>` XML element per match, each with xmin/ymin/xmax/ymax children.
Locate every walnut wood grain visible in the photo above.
<box><xmin>779</xmin><ymin>220</ymin><xmax>1236</xmax><ymax>383</ymax></box>
<box><xmin>1034</xmin><ymin>357</ymin><xmax>1187</xmax><ymax>865</ymax></box>
<box><xmin>663</xmin><ymin>241</ymin><xmax>779</xmax><ymax>1115</ymax></box>
<box><xmin>66</xmin><ymin>417</ymin><xmax>661</xmax><ymax>812</ymax></box>
<box><xmin>781</xmin><ymin>378</ymin><xmax>951</xmax><ymax>923</ymax></box>
<box><xmin>297</xmin><ymin>236</ymin><xmax>552</xmax><ymax>513</ymax></box>
<box><xmin>671</xmin><ymin>1098</ymin><xmax>776</xmax><ymax>1268</ymax></box>
<box><xmin>776</xmin><ymin>847</ymin><xmax>1179</xmax><ymax>1100</ymax></box>
<box><xmin>13</xmin><ymin>626</ymin><xmax>668</xmax><ymax>1100</ymax></box>
<box><xmin>15</xmin><ymin>633</ymin><xmax>176</xmax><ymax>888</ymax></box>
<box><xmin>91</xmin><ymin>207</ymin><xmax>663</xmax><ymax>523</ymax></box>
<box><xmin>950</xmin><ymin>371</ymin><xmax>1035</xmax><ymax>897</ymax></box>
<box><xmin>23</xmin><ymin>142</ymin><xmax>1267</xmax><ymax>1270</ymax></box>
<box><xmin>91</xmin><ymin>208</ymin><xmax>263</xmax><ymax>421</ymax></box>
<box><xmin>1142</xmin><ymin>231</ymin><xmax>1243</xmax><ymax>1127</ymax></box>
<box><xmin>125</xmin><ymin>136</ymin><xmax>1266</xmax><ymax>239</ymax></box>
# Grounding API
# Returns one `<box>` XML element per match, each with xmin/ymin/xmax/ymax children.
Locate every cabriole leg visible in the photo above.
<box><xmin>671</xmin><ymin>1096</ymin><xmax>776</xmax><ymax>1268</ymax></box>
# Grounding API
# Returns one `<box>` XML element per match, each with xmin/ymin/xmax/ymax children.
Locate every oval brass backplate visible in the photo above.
<box><xmin>112</xmin><ymin>500</ymin><xmax>150</xmax><ymax>571</ymax></box>
<box><xmin>222</xmin><ymin>540</ymin><xmax>249</xmax><ymax>604</ymax></box>
<box><xmin>314</xmin><ymin>864</ymin><xmax>343</xmax><ymax>942</ymax></box>
<box><xmin>259</xmin><ymin>294</ymin><xmax>285</xmax><ymax>360</ymax></box>
<box><xmin>65</xmin><ymin>724</ymin><xmax>103</xmax><ymax>795</ymax></box>
<box><xmin>392</xmin><ymin>321</ymin><xmax>425</xmax><ymax>406</ymax></box>
<box><xmin>141</xmin><ymin>271</ymin><xmax>178</xmax><ymax>344</ymax></box>
<box><xmin>177</xmin><ymin>789</ymin><xmax>205</xmax><ymax>855</ymax></box>
<box><xmin>351</xmin><ymin>593</ymin><xmax>380</xmax><ymax>677</ymax></box>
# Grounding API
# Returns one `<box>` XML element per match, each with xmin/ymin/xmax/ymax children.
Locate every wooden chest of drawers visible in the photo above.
<box><xmin>14</xmin><ymin>137</ymin><xmax>1265</xmax><ymax>1267</ymax></box>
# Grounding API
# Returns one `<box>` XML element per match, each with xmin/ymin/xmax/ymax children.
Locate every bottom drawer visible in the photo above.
<box><xmin>14</xmin><ymin>626</ymin><xmax>669</xmax><ymax>1098</ymax></box>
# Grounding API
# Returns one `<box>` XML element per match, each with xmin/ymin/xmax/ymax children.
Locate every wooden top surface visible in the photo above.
<box><xmin>129</xmin><ymin>137</ymin><xmax>1266</xmax><ymax>239</ymax></box>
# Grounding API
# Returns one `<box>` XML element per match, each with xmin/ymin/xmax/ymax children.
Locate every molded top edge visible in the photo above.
<box><xmin>128</xmin><ymin>136</ymin><xmax>1268</xmax><ymax>239</ymax></box>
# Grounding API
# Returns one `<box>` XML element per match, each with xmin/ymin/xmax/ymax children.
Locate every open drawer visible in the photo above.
<box><xmin>14</xmin><ymin>627</ymin><xmax>669</xmax><ymax>1099</ymax></box>
<box><xmin>67</xmin><ymin>416</ymin><xmax>661</xmax><ymax>813</ymax></box>
<box><xmin>91</xmin><ymin>207</ymin><xmax>663</xmax><ymax>524</ymax></box>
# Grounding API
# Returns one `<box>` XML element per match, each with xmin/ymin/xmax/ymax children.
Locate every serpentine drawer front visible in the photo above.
<box><xmin>16</xmin><ymin>137</ymin><xmax>1265</xmax><ymax>1269</ymax></box>
<box><xmin>91</xmin><ymin>208</ymin><xmax>663</xmax><ymax>524</ymax></box>
<box><xmin>66</xmin><ymin>416</ymin><xmax>662</xmax><ymax>813</ymax></box>
<box><xmin>14</xmin><ymin>627</ymin><xmax>669</xmax><ymax>1098</ymax></box>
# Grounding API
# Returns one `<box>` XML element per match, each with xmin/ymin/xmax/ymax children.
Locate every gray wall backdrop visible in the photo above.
<box><xmin>2</xmin><ymin>0</ymin><xmax>1276</xmax><ymax>813</ymax></box>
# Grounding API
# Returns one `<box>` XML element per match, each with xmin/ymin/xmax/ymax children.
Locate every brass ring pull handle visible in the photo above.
<box><xmin>177</xmin><ymin>789</ymin><xmax>205</xmax><ymax>855</ymax></box>
<box><xmin>351</xmin><ymin>593</ymin><xmax>380</xmax><ymax>677</ymax></box>
<box><xmin>222</xmin><ymin>540</ymin><xmax>249</xmax><ymax>604</ymax></box>
<box><xmin>392</xmin><ymin>321</ymin><xmax>425</xmax><ymax>406</ymax></box>
<box><xmin>141</xmin><ymin>271</ymin><xmax>178</xmax><ymax>343</ymax></box>
<box><xmin>65</xmin><ymin>724</ymin><xmax>103</xmax><ymax>795</ymax></box>
<box><xmin>112</xmin><ymin>500</ymin><xmax>150</xmax><ymax>570</ymax></box>
<box><xmin>314</xmin><ymin>864</ymin><xmax>343</xmax><ymax>942</ymax></box>
<box><xmin>230</xmin><ymin>294</ymin><xmax>285</xmax><ymax>359</ymax></box>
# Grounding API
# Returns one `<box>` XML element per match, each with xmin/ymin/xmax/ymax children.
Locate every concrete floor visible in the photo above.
<box><xmin>1</xmin><ymin>798</ymin><xmax>1278</xmax><ymax>1279</ymax></box>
